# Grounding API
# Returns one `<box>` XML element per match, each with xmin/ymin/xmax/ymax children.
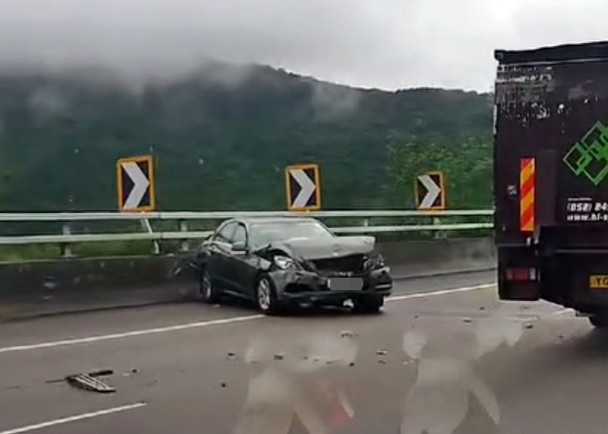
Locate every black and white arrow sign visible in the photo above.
<box><xmin>286</xmin><ymin>164</ymin><xmax>321</xmax><ymax>211</ymax></box>
<box><xmin>117</xmin><ymin>156</ymin><xmax>156</xmax><ymax>212</ymax></box>
<box><xmin>416</xmin><ymin>172</ymin><xmax>445</xmax><ymax>210</ymax></box>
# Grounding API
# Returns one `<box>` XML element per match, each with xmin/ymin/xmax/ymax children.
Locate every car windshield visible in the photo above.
<box><xmin>250</xmin><ymin>220</ymin><xmax>334</xmax><ymax>247</ymax></box>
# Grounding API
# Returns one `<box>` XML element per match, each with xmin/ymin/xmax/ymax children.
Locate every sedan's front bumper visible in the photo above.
<box><xmin>268</xmin><ymin>267</ymin><xmax>393</xmax><ymax>304</ymax></box>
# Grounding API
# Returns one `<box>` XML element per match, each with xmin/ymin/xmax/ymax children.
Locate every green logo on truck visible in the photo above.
<box><xmin>564</xmin><ymin>121</ymin><xmax>608</xmax><ymax>186</ymax></box>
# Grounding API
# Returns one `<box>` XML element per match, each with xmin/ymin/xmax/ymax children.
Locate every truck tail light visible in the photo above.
<box><xmin>505</xmin><ymin>267</ymin><xmax>537</xmax><ymax>282</ymax></box>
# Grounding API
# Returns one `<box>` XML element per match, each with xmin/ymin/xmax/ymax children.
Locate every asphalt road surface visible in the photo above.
<box><xmin>1</xmin><ymin>270</ymin><xmax>606</xmax><ymax>434</ymax></box>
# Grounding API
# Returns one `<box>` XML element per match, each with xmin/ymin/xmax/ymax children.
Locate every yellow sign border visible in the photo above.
<box><xmin>415</xmin><ymin>171</ymin><xmax>446</xmax><ymax>211</ymax></box>
<box><xmin>116</xmin><ymin>155</ymin><xmax>156</xmax><ymax>212</ymax></box>
<box><xmin>285</xmin><ymin>164</ymin><xmax>321</xmax><ymax>212</ymax></box>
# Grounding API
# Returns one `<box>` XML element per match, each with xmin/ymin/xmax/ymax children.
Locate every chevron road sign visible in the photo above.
<box><xmin>285</xmin><ymin>164</ymin><xmax>321</xmax><ymax>211</ymax></box>
<box><xmin>416</xmin><ymin>172</ymin><xmax>445</xmax><ymax>210</ymax></box>
<box><xmin>117</xmin><ymin>155</ymin><xmax>156</xmax><ymax>212</ymax></box>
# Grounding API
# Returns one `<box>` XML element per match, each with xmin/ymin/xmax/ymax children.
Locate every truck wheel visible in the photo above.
<box><xmin>200</xmin><ymin>268</ymin><xmax>222</xmax><ymax>304</ymax></box>
<box><xmin>353</xmin><ymin>296</ymin><xmax>384</xmax><ymax>314</ymax></box>
<box><xmin>589</xmin><ymin>315</ymin><xmax>608</xmax><ymax>328</ymax></box>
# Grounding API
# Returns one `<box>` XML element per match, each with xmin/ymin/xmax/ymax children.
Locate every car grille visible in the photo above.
<box><xmin>311</xmin><ymin>254</ymin><xmax>365</xmax><ymax>274</ymax></box>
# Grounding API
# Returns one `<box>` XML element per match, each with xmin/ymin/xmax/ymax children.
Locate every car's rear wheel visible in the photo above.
<box><xmin>256</xmin><ymin>275</ymin><xmax>281</xmax><ymax>315</ymax></box>
<box><xmin>200</xmin><ymin>268</ymin><xmax>222</xmax><ymax>304</ymax></box>
<box><xmin>353</xmin><ymin>296</ymin><xmax>384</xmax><ymax>314</ymax></box>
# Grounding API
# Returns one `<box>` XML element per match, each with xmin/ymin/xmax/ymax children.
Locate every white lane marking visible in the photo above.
<box><xmin>0</xmin><ymin>315</ymin><xmax>263</xmax><ymax>354</ymax></box>
<box><xmin>0</xmin><ymin>283</ymin><xmax>496</xmax><ymax>355</ymax></box>
<box><xmin>387</xmin><ymin>283</ymin><xmax>495</xmax><ymax>302</ymax></box>
<box><xmin>0</xmin><ymin>402</ymin><xmax>147</xmax><ymax>434</ymax></box>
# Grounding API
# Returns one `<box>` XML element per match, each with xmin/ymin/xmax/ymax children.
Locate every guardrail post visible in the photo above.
<box><xmin>179</xmin><ymin>220</ymin><xmax>189</xmax><ymax>252</ymax></box>
<box><xmin>61</xmin><ymin>223</ymin><xmax>73</xmax><ymax>258</ymax></box>
<box><xmin>362</xmin><ymin>218</ymin><xmax>370</xmax><ymax>227</ymax></box>
<box><xmin>141</xmin><ymin>218</ymin><xmax>160</xmax><ymax>255</ymax></box>
<box><xmin>433</xmin><ymin>217</ymin><xmax>447</xmax><ymax>239</ymax></box>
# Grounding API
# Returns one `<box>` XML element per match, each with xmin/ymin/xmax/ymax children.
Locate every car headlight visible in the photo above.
<box><xmin>363</xmin><ymin>253</ymin><xmax>386</xmax><ymax>271</ymax></box>
<box><xmin>274</xmin><ymin>255</ymin><xmax>298</xmax><ymax>270</ymax></box>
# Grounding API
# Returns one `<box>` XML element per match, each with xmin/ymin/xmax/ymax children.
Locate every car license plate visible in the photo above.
<box><xmin>590</xmin><ymin>275</ymin><xmax>608</xmax><ymax>289</ymax></box>
<box><xmin>328</xmin><ymin>278</ymin><xmax>363</xmax><ymax>291</ymax></box>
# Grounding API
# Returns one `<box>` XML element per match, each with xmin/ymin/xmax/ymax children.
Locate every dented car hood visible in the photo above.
<box><xmin>266</xmin><ymin>235</ymin><xmax>376</xmax><ymax>260</ymax></box>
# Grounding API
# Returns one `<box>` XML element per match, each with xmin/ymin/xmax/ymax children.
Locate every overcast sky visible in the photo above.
<box><xmin>1</xmin><ymin>0</ymin><xmax>607</xmax><ymax>91</ymax></box>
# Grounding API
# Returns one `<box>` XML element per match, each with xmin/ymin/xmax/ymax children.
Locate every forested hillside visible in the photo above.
<box><xmin>0</xmin><ymin>63</ymin><xmax>493</xmax><ymax>211</ymax></box>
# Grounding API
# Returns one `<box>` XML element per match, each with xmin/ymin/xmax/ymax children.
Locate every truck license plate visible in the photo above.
<box><xmin>590</xmin><ymin>275</ymin><xmax>608</xmax><ymax>289</ymax></box>
<box><xmin>328</xmin><ymin>278</ymin><xmax>363</xmax><ymax>291</ymax></box>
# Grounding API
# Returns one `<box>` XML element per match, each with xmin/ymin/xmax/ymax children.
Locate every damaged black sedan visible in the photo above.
<box><xmin>191</xmin><ymin>217</ymin><xmax>393</xmax><ymax>314</ymax></box>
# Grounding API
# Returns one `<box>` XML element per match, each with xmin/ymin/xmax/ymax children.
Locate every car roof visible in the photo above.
<box><xmin>235</xmin><ymin>216</ymin><xmax>319</xmax><ymax>225</ymax></box>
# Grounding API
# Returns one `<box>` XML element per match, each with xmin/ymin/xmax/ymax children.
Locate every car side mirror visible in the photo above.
<box><xmin>232</xmin><ymin>241</ymin><xmax>248</xmax><ymax>253</ymax></box>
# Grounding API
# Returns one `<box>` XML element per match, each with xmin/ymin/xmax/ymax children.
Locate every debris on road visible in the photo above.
<box><xmin>378</xmin><ymin>359</ymin><xmax>387</xmax><ymax>365</ymax></box>
<box><xmin>479</xmin><ymin>306</ymin><xmax>486</xmax><ymax>311</ymax></box>
<box><xmin>221</xmin><ymin>382</ymin><xmax>227</xmax><ymax>388</ymax></box>
<box><xmin>66</xmin><ymin>373</ymin><xmax>116</xmax><ymax>394</ymax></box>
<box><xmin>274</xmin><ymin>353</ymin><xmax>285</xmax><ymax>361</ymax></box>
<box><xmin>123</xmin><ymin>368</ymin><xmax>139</xmax><ymax>377</ymax></box>
<box><xmin>227</xmin><ymin>352</ymin><xmax>238</xmax><ymax>360</ymax></box>
<box><xmin>376</xmin><ymin>350</ymin><xmax>388</xmax><ymax>356</ymax></box>
<box><xmin>525</xmin><ymin>324</ymin><xmax>534</xmax><ymax>330</ymax></box>
<box><xmin>49</xmin><ymin>369</ymin><xmax>116</xmax><ymax>393</ymax></box>
<box><xmin>340</xmin><ymin>330</ymin><xmax>355</xmax><ymax>338</ymax></box>
<box><xmin>349</xmin><ymin>362</ymin><xmax>355</xmax><ymax>367</ymax></box>
<box><xmin>463</xmin><ymin>318</ymin><xmax>473</xmax><ymax>323</ymax></box>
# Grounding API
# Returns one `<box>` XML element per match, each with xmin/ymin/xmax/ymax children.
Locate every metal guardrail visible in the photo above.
<box><xmin>0</xmin><ymin>210</ymin><xmax>494</xmax><ymax>255</ymax></box>
<box><xmin>0</xmin><ymin>210</ymin><xmax>494</xmax><ymax>221</ymax></box>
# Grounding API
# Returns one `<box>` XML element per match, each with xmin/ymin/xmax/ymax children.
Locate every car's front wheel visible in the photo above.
<box><xmin>353</xmin><ymin>296</ymin><xmax>384</xmax><ymax>314</ymax></box>
<box><xmin>200</xmin><ymin>268</ymin><xmax>222</xmax><ymax>304</ymax></box>
<box><xmin>256</xmin><ymin>275</ymin><xmax>282</xmax><ymax>315</ymax></box>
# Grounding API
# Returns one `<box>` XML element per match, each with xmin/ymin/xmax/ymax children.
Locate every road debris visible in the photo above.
<box><xmin>463</xmin><ymin>318</ymin><xmax>473</xmax><ymax>323</ymax></box>
<box><xmin>221</xmin><ymin>382</ymin><xmax>227</xmax><ymax>388</ymax></box>
<box><xmin>274</xmin><ymin>353</ymin><xmax>285</xmax><ymax>361</ymax></box>
<box><xmin>123</xmin><ymin>368</ymin><xmax>139</xmax><ymax>377</ymax></box>
<box><xmin>378</xmin><ymin>359</ymin><xmax>387</xmax><ymax>365</ymax></box>
<box><xmin>66</xmin><ymin>373</ymin><xmax>116</xmax><ymax>394</ymax></box>
<box><xmin>376</xmin><ymin>350</ymin><xmax>388</xmax><ymax>356</ymax></box>
<box><xmin>525</xmin><ymin>324</ymin><xmax>534</xmax><ymax>330</ymax></box>
<box><xmin>349</xmin><ymin>362</ymin><xmax>355</xmax><ymax>367</ymax></box>
<box><xmin>340</xmin><ymin>330</ymin><xmax>355</xmax><ymax>338</ymax></box>
<box><xmin>227</xmin><ymin>352</ymin><xmax>237</xmax><ymax>360</ymax></box>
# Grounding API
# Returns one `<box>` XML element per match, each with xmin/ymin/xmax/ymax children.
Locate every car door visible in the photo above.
<box><xmin>206</xmin><ymin>222</ymin><xmax>238</xmax><ymax>287</ymax></box>
<box><xmin>223</xmin><ymin>223</ymin><xmax>259</xmax><ymax>297</ymax></box>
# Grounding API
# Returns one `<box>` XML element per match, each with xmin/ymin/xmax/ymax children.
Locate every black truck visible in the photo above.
<box><xmin>494</xmin><ymin>41</ymin><xmax>608</xmax><ymax>327</ymax></box>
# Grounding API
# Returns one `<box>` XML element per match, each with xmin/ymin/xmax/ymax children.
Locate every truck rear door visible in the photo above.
<box><xmin>494</xmin><ymin>42</ymin><xmax>608</xmax><ymax>309</ymax></box>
